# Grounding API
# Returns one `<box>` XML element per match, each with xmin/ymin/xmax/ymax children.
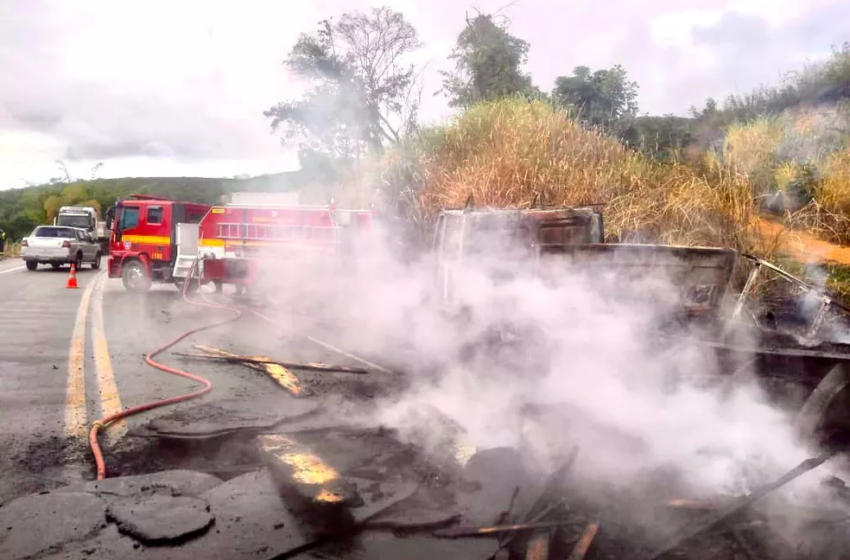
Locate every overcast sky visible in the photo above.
<box><xmin>1</xmin><ymin>0</ymin><xmax>847</xmax><ymax>190</ymax></box>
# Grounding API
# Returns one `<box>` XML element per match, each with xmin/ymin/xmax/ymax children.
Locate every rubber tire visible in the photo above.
<box><xmin>121</xmin><ymin>259</ymin><xmax>151</xmax><ymax>293</ymax></box>
<box><xmin>91</xmin><ymin>252</ymin><xmax>101</xmax><ymax>270</ymax></box>
<box><xmin>51</xmin><ymin>263</ymin><xmax>62</xmax><ymax>270</ymax></box>
<box><xmin>25</xmin><ymin>261</ymin><xmax>37</xmax><ymax>271</ymax></box>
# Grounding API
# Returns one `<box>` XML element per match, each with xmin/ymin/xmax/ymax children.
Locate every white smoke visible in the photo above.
<box><xmin>251</xmin><ymin>220</ymin><xmax>830</xmax><ymax>506</ymax></box>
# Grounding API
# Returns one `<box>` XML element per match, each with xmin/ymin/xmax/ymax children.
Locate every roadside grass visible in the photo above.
<box><xmin>796</xmin><ymin>148</ymin><xmax>850</xmax><ymax>244</ymax></box>
<box><xmin>380</xmin><ymin>97</ymin><xmax>783</xmax><ymax>258</ymax></box>
<box><xmin>824</xmin><ymin>262</ymin><xmax>850</xmax><ymax>301</ymax></box>
<box><xmin>376</xmin><ymin>97</ymin><xmax>850</xmax><ymax>298</ymax></box>
<box><xmin>3</xmin><ymin>242</ymin><xmax>20</xmax><ymax>258</ymax></box>
<box><xmin>722</xmin><ymin>113</ymin><xmax>850</xmax><ymax>245</ymax></box>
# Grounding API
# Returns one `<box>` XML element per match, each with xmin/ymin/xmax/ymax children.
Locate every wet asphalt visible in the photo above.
<box><xmin>0</xmin><ymin>258</ymin><xmax>101</xmax><ymax>502</ymax></box>
<box><xmin>0</xmin><ymin>256</ymin><xmax>396</xmax><ymax>504</ymax></box>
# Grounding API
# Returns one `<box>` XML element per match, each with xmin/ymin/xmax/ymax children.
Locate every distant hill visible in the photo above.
<box><xmin>0</xmin><ymin>170</ymin><xmax>322</xmax><ymax>240</ymax></box>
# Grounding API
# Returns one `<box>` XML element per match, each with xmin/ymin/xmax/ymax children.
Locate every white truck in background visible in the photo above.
<box><xmin>55</xmin><ymin>206</ymin><xmax>110</xmax><ymax>252</ymax></box>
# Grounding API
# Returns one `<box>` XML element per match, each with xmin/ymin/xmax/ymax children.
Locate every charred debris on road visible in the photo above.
<box><xmin>10</xmin><ymin>206</ymin><xmax>850</xmax><ymax>559</ymax></box>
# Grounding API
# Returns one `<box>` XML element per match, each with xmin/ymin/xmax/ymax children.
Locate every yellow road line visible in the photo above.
<box><xmin>65</xmin><ymin>273</ymin><xmax>99</xmax><ymax>438</ymax></box>
<box><xmin>194</xmin><ymin>344</ymin><xmax>303</xmax><ymax>396</ymax></box>
<box><xmin>91</xmin><ymin>273</ymin><xmax>126</xmax><ymax>442</ymax></box>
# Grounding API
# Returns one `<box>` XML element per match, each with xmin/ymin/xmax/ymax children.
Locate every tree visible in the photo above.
<box><xmin>439</xmin><ymin>13</ymin><xmax>534</xmax><ymax>108</ymax></box>
<box><xmin>622</xmin><ymin>115</ymin><xmax>696</xmax><ymax>161</ymax></box>
<box><xmin>43</xmin><ymin>195</ymin><xmax>64</xmax><ymax>223</ymax></box>
<box><xmin>264</xmin><ymin>7</ymin><xmax>422</xmax><ymax>159</ymax></box>
<box><xmin>552</xmin><ymin>65</ymin><xmax>639</xmax><ymax>130</ymax></box>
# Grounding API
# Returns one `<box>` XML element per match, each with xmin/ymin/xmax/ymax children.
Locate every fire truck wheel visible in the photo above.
<box><xmin>122</xmin><ymin>259</ymin><xmax>151</xmax><ymax>292</ymax></box>
<box><xmin>91</xmin><ymin>252</ymin><xmax>102</xmax><ymax>270</ymax></box>
<box><xmin>213</xmin><ymin>280</ymin><xmax>223</xmax><ymax>294</ymax></box>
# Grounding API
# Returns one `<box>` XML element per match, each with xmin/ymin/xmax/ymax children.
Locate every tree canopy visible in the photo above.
<box><xmin>439</xmin><ymin>14</ymin><xmax>535</xmax><ymax>108</ymax></box>
<box><xmin>552</xmin><ymin>65</ymin><xmax>639</xmax><ymax>131</ymax></box>
<box><xmin>264</xmin><ymin>7</ymin><xmax>422</xmax><ymax>161</ymax></box>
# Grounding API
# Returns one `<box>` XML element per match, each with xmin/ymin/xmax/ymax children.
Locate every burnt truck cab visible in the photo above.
<box><xmin>432</xmin><ymin>206</ymin><xmax>605</xmax><ymax>310</ymax></box>
<box><xmin>107</xmin><ymin>194</ymin><xmax>210</xmax><ymax>291</ymax></box>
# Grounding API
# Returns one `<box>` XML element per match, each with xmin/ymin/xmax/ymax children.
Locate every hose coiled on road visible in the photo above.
<box><xmin>89</xmin><ymin>259</ymin><xmax>242</xmax><ymax>480</ymax></box>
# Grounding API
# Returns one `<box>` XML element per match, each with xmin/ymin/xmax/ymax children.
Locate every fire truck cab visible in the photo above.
<box><xmin>432</xmin><ymin>205</ymin><xmax>605</xmax><ymax>309</ymax></box>
<box><xmin>107</xmin><ymin>194</ymin><xmax>211</xmax><ymax>292</ymax></box>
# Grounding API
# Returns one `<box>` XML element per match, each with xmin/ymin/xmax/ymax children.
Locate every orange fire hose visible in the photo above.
<box><xmin>89</xmin><ymin>260</ymin><xmax>242</xmax><ymax>480</ymax></box>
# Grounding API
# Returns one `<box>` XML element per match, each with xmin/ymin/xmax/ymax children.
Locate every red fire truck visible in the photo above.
<box><xmin>106</xmin><ymin>195</ymin><xmax>210</xmax><ymax>291</ymax></box>
<box><xmin>107</xmin><ymin>193</ymin><xmax>377</xmax><ymax>292</ymax></box>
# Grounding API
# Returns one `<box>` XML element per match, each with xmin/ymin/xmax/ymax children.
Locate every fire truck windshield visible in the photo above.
<box><xmin>57</xmin><ymin>214</ymin><xmax>92</xmax><ymax>229</ymax></box>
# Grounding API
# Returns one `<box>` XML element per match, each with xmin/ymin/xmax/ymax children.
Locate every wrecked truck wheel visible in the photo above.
<box><xmin>122</xmin><ymin>259</ymin><xmax>151</xmax><ymax>293</ymax></box>
<box><xmin>797</xmin><ymin>363</ymin><xmax>850</xmax><ymax>444</ymax></box>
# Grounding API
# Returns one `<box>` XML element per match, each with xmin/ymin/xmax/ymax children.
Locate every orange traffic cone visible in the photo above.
<box><xmin>66</xmin><ymin>263</ymin><xmax>79</xmax><ymax>289</ymax></box>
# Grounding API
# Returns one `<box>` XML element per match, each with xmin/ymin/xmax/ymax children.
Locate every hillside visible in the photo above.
<box><xmin>624</xmin><ymin>43</ymin><xmax>850</xmax><ymax>162</ymax></box>
<box><xmin>0</xmin><ymin>171</ymin><xmax>315</xmax><ymax>240</ymax></box>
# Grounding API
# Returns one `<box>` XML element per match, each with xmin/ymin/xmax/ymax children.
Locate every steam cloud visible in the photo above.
<box><xmin>253</xmin><ymin>219</ymin><xmax>838</xmax><ymax>530</ymax></box>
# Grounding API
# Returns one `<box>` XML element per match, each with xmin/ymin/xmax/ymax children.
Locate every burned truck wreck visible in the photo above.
<box><xmin>431</xmin><ymin>204</ymin><xmax>850</xmax><ymax>431</ymax></box>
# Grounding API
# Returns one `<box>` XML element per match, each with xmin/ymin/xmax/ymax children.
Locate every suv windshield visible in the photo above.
<box><xmin>57</xmin><ymin>214</ymin><xmax>92</xmax><ymax>228</ymax></box>
<box><xmin>33</xmin><ymin>226</ymin><xmax>76</xmax><ymax>238</ymax></box>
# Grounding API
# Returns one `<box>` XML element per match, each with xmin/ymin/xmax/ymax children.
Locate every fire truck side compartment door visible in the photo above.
<box><xmin>172</xmin><ymin>223</ymin><xmax>201</xmax><ymax>279</ymax></box>
<box><xmin>171</xmin><ymin>203</ymin><xmax>187</xmax><ymax>261</ymax></box>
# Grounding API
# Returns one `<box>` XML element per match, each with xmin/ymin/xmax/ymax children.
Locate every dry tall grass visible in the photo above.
<box><xmin>2</xmin><ymin>242</ymin><xmax>20</xmax><ymax>258</ymax></box>
<box><xmin>722</xmin><ymin>113</ymin><xmax>850</xmax><ymax>244</ymax></box>
<box><xmin>380</xmin><ymin>98</ymin><xmax>780</xmax><ymax>255</ymax></box>
<box><xmin>797</xmin><ymin>148</ymin><xmax>850</xmax><ymax>243</ymax></box>
<box><xmin>723</xmin><ymin>119</ymin><xmax>783</xmax><ymax>198</ymax></box>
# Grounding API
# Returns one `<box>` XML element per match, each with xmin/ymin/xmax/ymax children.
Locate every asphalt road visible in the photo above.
<box><xmin>0</xmin><ymin>258</ymin><xmax>101</xmax><ymax>501</ymax></box>
<box><xmin>0</xmin><ymin>256</ymin><xmax>397</xmax><ymax>504</ymax></box>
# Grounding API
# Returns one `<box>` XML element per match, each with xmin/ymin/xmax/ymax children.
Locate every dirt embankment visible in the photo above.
<box><xmin>758</xmin><ymin>218</ymin><xmax>850</xmax><ymax>265</ymax></box>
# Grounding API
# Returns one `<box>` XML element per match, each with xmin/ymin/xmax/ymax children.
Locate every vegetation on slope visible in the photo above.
<box><xmin>381</xmin><ymin>97</ymin><xmax>775</xmax><ymax>256</ymax></box>
<box><xmin>0</xmin><ymin>173</ymin><xmax>315</xmax><ymax>241</ymax></box>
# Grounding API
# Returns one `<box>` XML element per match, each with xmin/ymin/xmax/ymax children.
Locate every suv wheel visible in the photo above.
<box><xmin>92</xmin><ymin>252</ymin><xmax>101</xmax><ymax>270</ymax></box>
